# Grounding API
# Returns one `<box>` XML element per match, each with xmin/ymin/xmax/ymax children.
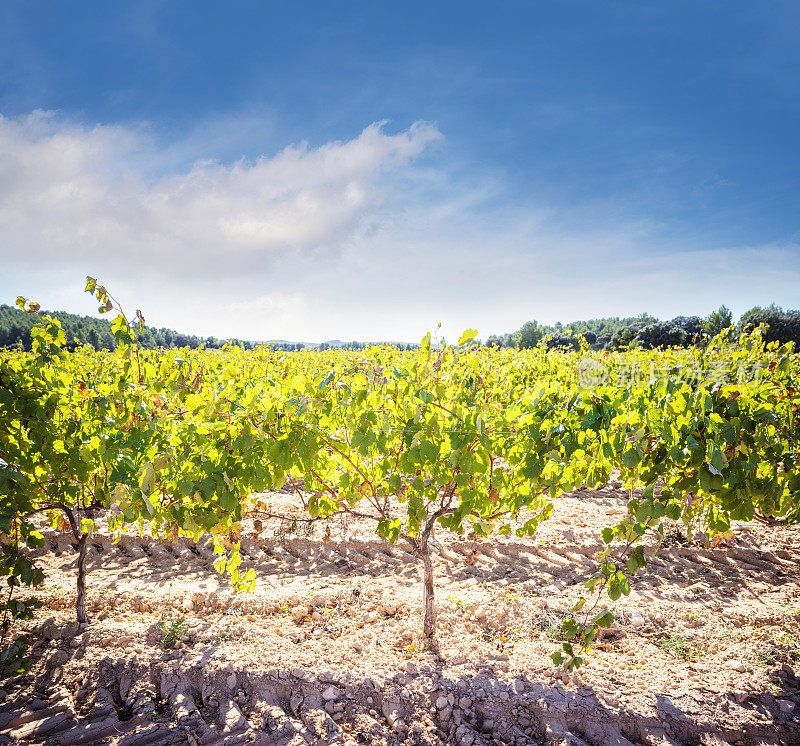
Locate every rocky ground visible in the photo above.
<box><xmin>1</xmin><ymin>485</ymin><xmax>798</xmax><ymax>745</ymax></box>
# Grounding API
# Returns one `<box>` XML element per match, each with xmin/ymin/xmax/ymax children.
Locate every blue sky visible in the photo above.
<box><xmin>1</xmin><ymin>1</ymin><xmax>798</xmax><ymax>341</ymax></box>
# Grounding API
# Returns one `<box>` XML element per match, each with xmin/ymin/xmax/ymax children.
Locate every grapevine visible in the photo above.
<box><xmin>0</xmin><ymin>279</ymin><xmax>797</xmax><ymax>674</ymax></box>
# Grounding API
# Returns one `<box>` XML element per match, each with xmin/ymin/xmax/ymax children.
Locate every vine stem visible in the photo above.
<box><xmin>61</xmin><ymin>506</ymin><xmax>89</xmax><ymax>625</ymax></box>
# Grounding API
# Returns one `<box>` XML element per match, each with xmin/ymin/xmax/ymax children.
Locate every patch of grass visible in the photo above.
<box><xmin>655</xmin><ymin>633</ymin><xmax>703</xmax><ymax>661</ymax></box>
<box><xmin>535</xmin><ymin>609</ymin><xmax>570</xmax><ymax>641</ymax></box>
<box><xmin>158</xmin><ymin>613</ymin><xmax>189</xmax><ymax>650</ymax></box>
<box><xmin>751</xmin><ymin>647</ymin><xmax>779</xmax><ymax>667</ymax></box>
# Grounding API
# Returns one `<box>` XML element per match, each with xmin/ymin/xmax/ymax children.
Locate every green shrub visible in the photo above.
<box><xmin>739</xmin><ymin>305</ymin><xmax>800</xmax><ymax>347</ymax></box>
<box><xmin>634</xmin><ymin>322</ymin><xmax>686</xmax><ymax>350</ymax></box>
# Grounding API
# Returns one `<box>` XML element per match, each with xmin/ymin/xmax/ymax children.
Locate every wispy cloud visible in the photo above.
<box><xmin>0</xmin><ymin>112</ymin><xmax>442</xmax><ymax>277</ymax></box>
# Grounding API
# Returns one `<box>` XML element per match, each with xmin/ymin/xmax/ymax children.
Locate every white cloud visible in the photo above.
<box><xmin>0</xmin><ymin>112</ymin><xmax>442</xmax><ymax>277</ymax></box>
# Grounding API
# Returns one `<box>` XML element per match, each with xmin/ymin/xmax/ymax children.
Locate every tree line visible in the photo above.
<box><xmin>486</xmin><ymin>304</ymin><xmax>800</xmax><ymax>351</ymax></box>
<box><xmin>0</xmin><ymin>304</ymin><xmax>421</xmax><ymax>352</ymax></box>
<box><xmin>3</xmin><ymin>300</ymin><xmax>798</xmax><ymax>353</ymax></box>
<box><xmin>0</xmin><ymin>304</ymin><xmax>257</xmax><ymax>352</ymax></box>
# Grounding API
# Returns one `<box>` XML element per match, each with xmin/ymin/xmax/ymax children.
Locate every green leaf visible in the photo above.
<box><xmin>457</xmin><ymin>329</ymin><xmax>478</xmax><ymax>346</ymax></box>
<box><xmin>593</xmin><ymin>611</ymin><xmax>614</xmax><ymax>628</ymax></box>
<box><xmin>139</xmin><ymin>462</ymin><xmax>156</xmax><ymax>494</ymax></box>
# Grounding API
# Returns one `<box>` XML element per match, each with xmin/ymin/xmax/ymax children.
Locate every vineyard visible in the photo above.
<box><xmin>0</xmin><ymin>282</ymin><xmax>799</xmax><ymax>745</ymax></box>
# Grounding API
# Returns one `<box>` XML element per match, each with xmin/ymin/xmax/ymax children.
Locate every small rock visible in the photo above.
<box><xmin>629</xmin><ymin>612</ymin><xmax>645</xmax><ymax>627</ymax></box>
<box><xmin>382</xmin><ymin>701</ymin><xmax>400</xmax><ymax>725</ymax></box>
<box><xmin>49</xmin><ymin>650</ymin><xmax>69</xmax><ymax>667</ymax></box>
<box><xmin>322</xmin><ymin>686</ymin><xmax>338</xmax><ymax>701</ymax></box>
<box><xmin>292</xmin><ymin>606</ymin><xmax>308</xmax><ymax>623</ymax></box>
<box><xmin>446</xmin><ymin>655</ymin><xmax>467</xmax><ymax>666</ymax></box>
<box><xmin>458</xmin><ymin>696</ymin><xmax>472</xmax><ymax>709</ymax></box>
<box><xmin>226</xmin><ymin>674</ymin><xmax>237</xmax><ymax>691</ymax></box>
<box><xmin>436</xmin><ymin>696</ymin><xmax>448</xmax><ymax>710</ymax></box>
<box><xmin>363</xmin><ymin>612</ymin><xmax>379</xmax><ymax>624</ymax></box>
<box><xmin>733</xmin><ymin>691</ymin><xmax>748</xmax><ymax>703</ymax></box>
<box><xmin>406</xmin><ymin>661</ymin><xmax>419</xmax><ymax>675</ymax></box>
<box><xmin>41</xmin><ymin>618</ymin><xmax>61</xmax><ymax>640</ymax></box>
<box><xmin>778</xmin><ymin>700</ymin><xmax>796</xmax><ymax>714</ymax></box>
<box><xmin>221</xmin><ymin>700</ymin><xmax>247</xmax><ymax>733</ymax></box>
<box><xmin>728</xmin><ymin>660</ymin><xmax>747</xmax><ymax>673</ymax></box>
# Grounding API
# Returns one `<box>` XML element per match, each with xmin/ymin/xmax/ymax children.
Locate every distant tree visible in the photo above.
<box><xmin>634</xmin><ymin>322</ymin><xmax>686</xmax><ymax>350</ymax></box>
<box><xmin>517</xmin><ymin>320</ymin><xmax>544</xmax><ymax>349</ymax></box>
<box><xmin>485</xmin><ymin>335</ymin><xmax>504</xmax><ymax>348</ymax></box>
<box><xmin>592</xmin><ymin>334</ymin><xmax>611</xmax><ymax>351</ymax></box>
<box><xmin>671</xmin><ymin>316</ymin><xmax>704</xmax><ymax>345</ymax></box>
<box><xmin>545</xmin><ymin>332</ymin><xmax>580</xmax><ymax>351</ymax></box>
<box><xmin>703</xmin><ymin>306</ymin><xmax>733</xmax><ymax>338</ymax></box>
<box><xmin>739</xmin><ymin>305</ymin><xmax>800</xmax><ymax>346</ymax></box>
<box><xmin>608</xmin><ymin>321</ymin><xmax>648</xmax><ymax>350</ymax></box>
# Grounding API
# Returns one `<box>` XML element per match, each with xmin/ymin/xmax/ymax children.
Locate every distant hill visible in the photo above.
<box><xmin>0</xmin><ymin>303</ymin><xmax>257</xmax><ymax>351</ymax></box>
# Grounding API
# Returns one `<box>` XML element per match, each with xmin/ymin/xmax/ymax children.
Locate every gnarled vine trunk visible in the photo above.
<box><xmin>63</xmin><ymin>506</ymin><xmax>89</xmax><ymax>625</ymax></box>
<box><xmin>75</xmin><ymin>533</ymin><xmax>88</xmax><ymax>625</ymax></box>
<box><xmin>421</xmin><ymin>541</ymin><xmax>436</xmax><ymax>640</ymax></box>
